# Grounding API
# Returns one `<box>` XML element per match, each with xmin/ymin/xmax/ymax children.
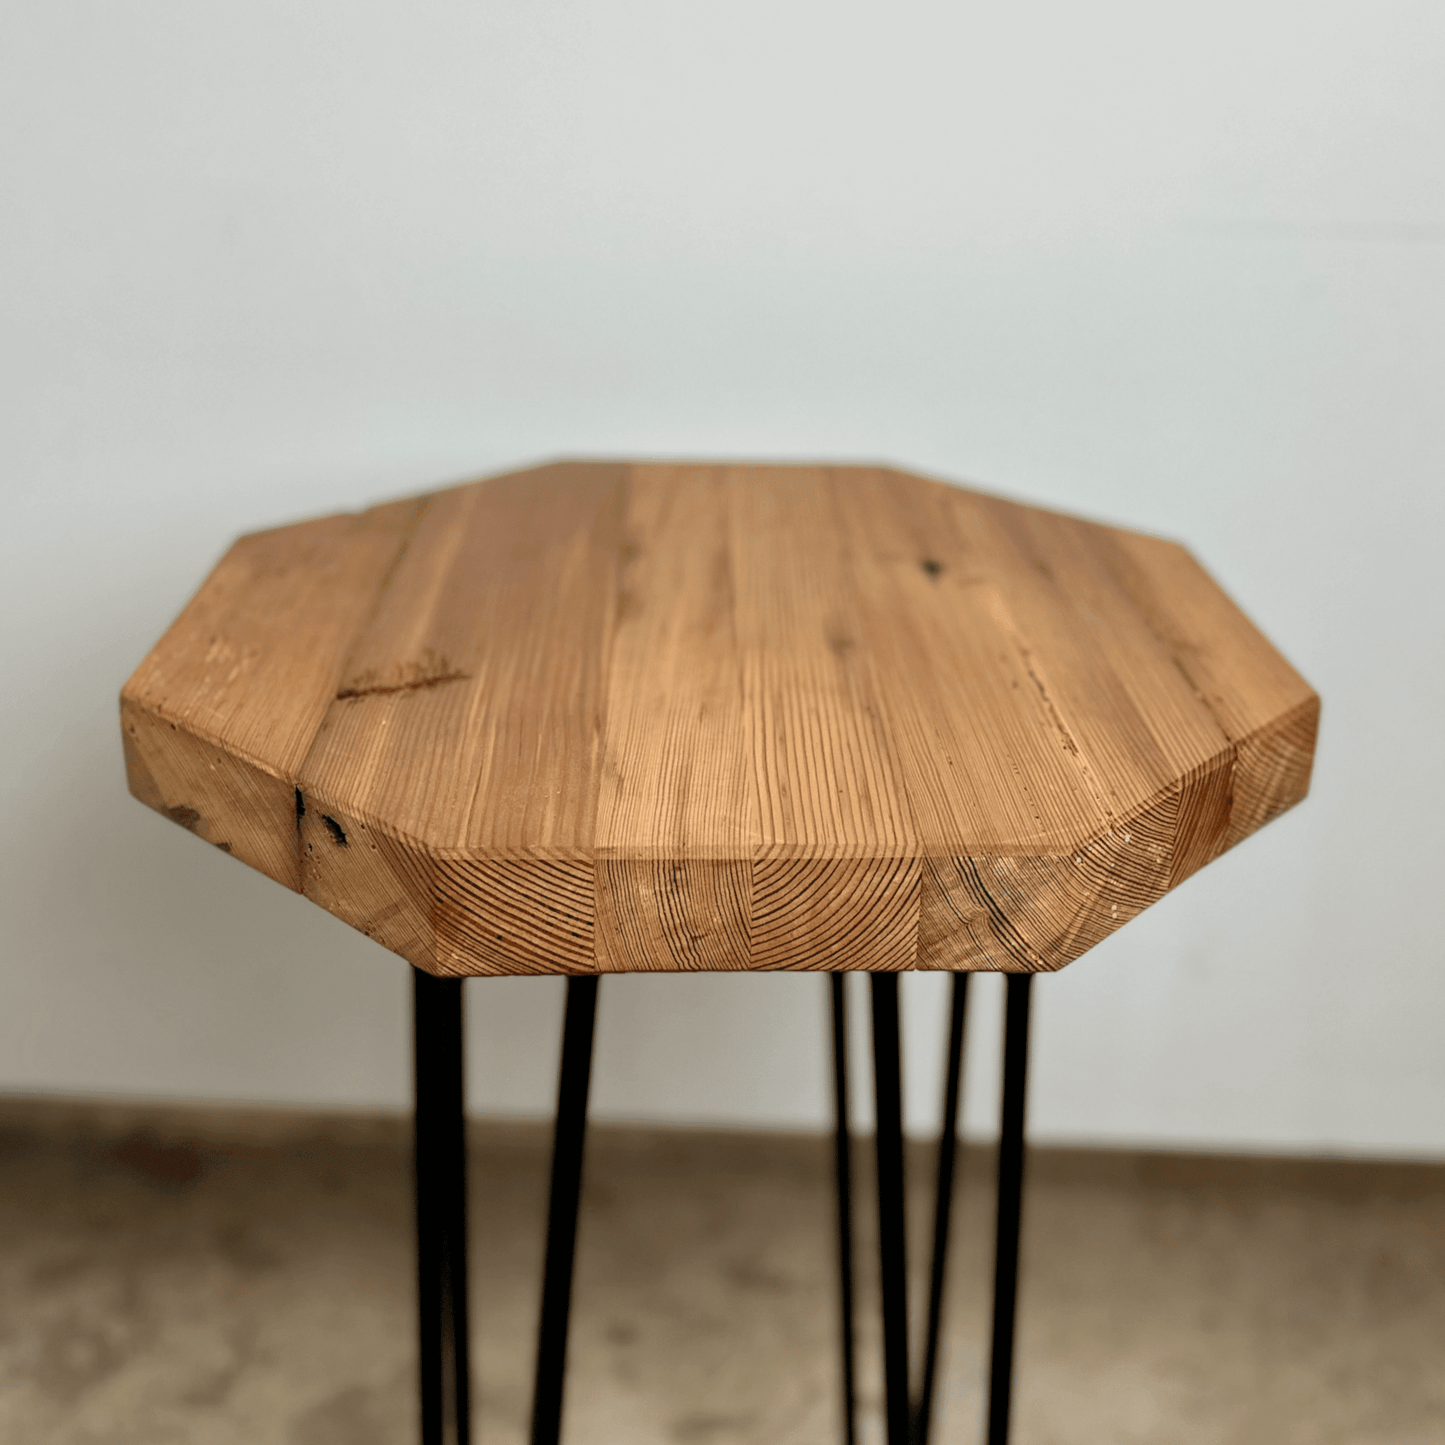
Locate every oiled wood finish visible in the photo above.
<box><xmin>122</xmin><ymin>462</ymin><xmax>1318</xmax><ymax>976</ymax></box>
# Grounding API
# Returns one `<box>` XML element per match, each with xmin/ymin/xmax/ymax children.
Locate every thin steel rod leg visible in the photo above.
<box><xmin>414</xmin><ymin>968</ymin><xmax>471</xmax><ymax>1445</ymax></box>
<box><xmin>829</xmin><ymin>974</ymin><xmax>858</xmax><ymax>1445</ymax></box>
<box><xmin>986</xmin><ymin>973</ymin><xmax>1034</xmax><ymax>1445</ymax></box>
<box><xmin>870</xmin><ymin>972</ymin><xmax>909</xmax><ymax>1445</ymax></box>
<box><xmin>529</xmin><ymin>975</ymin><xmax>600</xmax><ymax>1445</ymax></box>
<box><xmin>912</xmin><ymin>972</ymin><xmax>970</xmax><ymax>1445</ymax></box>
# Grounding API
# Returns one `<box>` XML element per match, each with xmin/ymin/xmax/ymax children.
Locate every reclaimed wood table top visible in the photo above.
<box><xmin>122</xmin><ymin>461</ymin><xmax>1318</xmax><ymax>977</ymax></box>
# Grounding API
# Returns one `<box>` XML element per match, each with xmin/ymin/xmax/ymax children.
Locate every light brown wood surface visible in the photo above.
<box><xmin>121</xmin><ymin>462</ymin><xmax>1318</xmax><ymax>976</ymax></box>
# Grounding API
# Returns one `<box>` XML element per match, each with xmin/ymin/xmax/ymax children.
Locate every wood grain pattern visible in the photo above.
<box><xmin>121</xmin><ymin>461</ymin><xmax>1319</xmax><ymax>976</ymax></box>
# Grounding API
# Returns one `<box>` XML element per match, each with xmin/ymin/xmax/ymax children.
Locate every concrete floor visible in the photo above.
<box><xmin>0</xmin><ymin>1099</ymin><xmax>1441</xmax><ymax>1445</ymax></box>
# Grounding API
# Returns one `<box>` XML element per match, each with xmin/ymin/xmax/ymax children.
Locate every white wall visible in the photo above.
<box><xmin>3</xmin><ymin>2</ymin><xmax>1441</xmax><ymax>1156</ymax></box>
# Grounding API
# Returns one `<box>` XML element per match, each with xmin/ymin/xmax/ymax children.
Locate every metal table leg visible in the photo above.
<box><xmin>986</xmin><ymin>973</ymin><xmax>1033</xmax><ymax>1445</ymax></box>
<box><xmin>414</xmin><ymin>968</ymin><xmax>472</xmax><ymax>1445</ymax></box>
<box><xmin>529</xmin><ymin>975</ymin><xmax>600</xmax><ymax>1445</ymax></box>
<box><xmin>912</xmin><ymin>971</ymin><xmax>970</xmax><ymax>1445</ymax></box>
<box><xmin>870</xmin><ymin>973</ymin><xmax>910</xmax><ymax>1445</ymax></box>
<box><xmin>829</xmin><ymin>974</ymin><xmax>858</xmax><ymax>1445</ymax></box>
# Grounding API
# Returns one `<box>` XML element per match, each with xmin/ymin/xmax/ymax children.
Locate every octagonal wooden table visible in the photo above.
<box><xmin>122</xmin><ymin>461</ymin><xmax>1318</xmax><ymax>1445</ymax></box>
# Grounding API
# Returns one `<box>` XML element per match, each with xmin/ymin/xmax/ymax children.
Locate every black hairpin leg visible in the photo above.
<box><xmin>829</xmin><ymin>974</ymin><xmax>858</xmax><ymax>1445</ymax></box>
<box><xmin>870</xmin><ymin>973</ymin><xmax>910</xmax><ymax>1445</ymax></box>
<box><xmin>911</xmin><ymin>971</ymin><xmax>970</xmax><ymax>1445</ymax></box>
<box><xmin>986</xmin><ymin>973</ymin><xmax>1033</xmax><ymax>1445</ymax></box>
<box><xmin>414</xmin><ymin>968</ymin><xmax>472</xmax><ymax>1445</ymax></box>
<box><xmin>529</xmin><ymin>975</ymin><xmax>600</xmax><ymax>1445</ymax></box>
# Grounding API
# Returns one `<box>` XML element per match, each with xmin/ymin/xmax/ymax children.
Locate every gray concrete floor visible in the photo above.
<box><xmin>0</xmin><ymin>1098</ymin><xmax>1441</xmax><ymax>1445</ymax></box>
